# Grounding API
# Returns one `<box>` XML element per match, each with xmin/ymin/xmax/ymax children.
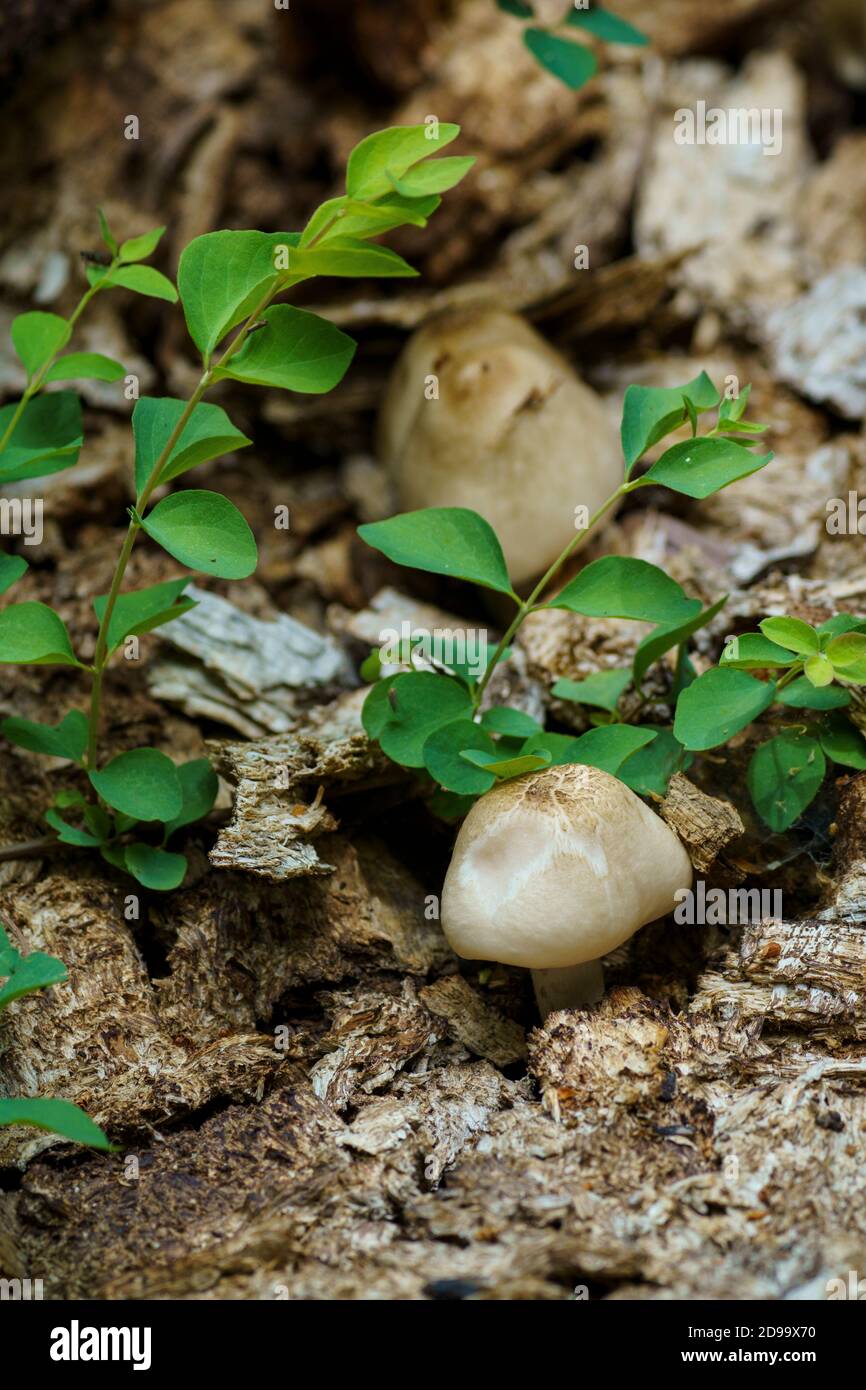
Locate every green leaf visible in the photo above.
<box><xmin>119</xmin><ymin>225</ymin><xmax>166</xmax><ymax>262</ymax></box>
<box><xmin>619</xmin><ymin>727</ymin><xmax>691</xmax><ymax>797</ymax></box>
<box><xmin>0</xmin><ymin>602</ymin><xmax>80</xmax><ymax>667</ymax></box>
<box><xmin>718</xmin><ymin>385</ymin><xmax>751</xmax><ymax>423</ymax></box>
<box><xmin>89</xmin><ymin>263</ymin><xmax>177</xmax><ymax>302</ymax></box>
<box><xmin>550</xmin><ymin>556</ymin><xmax>698</xmax><ymax>625</ymax></box>
<box><xmin>300</xmin><ymin>194</ymin><xmax>441</xmax><ymax>246</ymax></box>
<box><xmin>44</xmin><ymin>807</ymin><xmax>105</xmax><ymax>847</ymax></box>
<box><xmin>639</xmin><ymin>437</ymin><xmax>774</xmax><ymax>499</ymax></box>
<box><xmin>818</xmin><ymin>614</ymin><xmax>866</xmax><ymax>639</ymax></box>
<box><xmin>387</xmin><ymin>157</ymin><xmax>476</xmax><ymax>198</ymax></box>
<box><xmin>124</xmin><ymin>843</ymin><xmax>188</xmax><ymax>891</ymax></box>
<box><xmin>163</xmin><ymin>758</ymin><xmax>218</xmax><ymax>837</ymax></box>
<box><xmin>139</xmin><ymin>490</ymin><xmax>258</xmax><ymax>580</ymax></box>
<box><xmin>93</xmin><ymin>576</ymin><xmax>195</xmax><ymax>654</ymax></box>
<box><xmin>804</xmin><ymin>654</ymin><xmax>834</xmax><ymax>688</ymax></box>
<box><xmin>11</xmin><ymin>311</ymin><xmax>71</xmax><ymax>379</ymax></box>
<box><xmin>776</xmin><ymin>678</ymin><xmax>850</xmax><ymax>710</ymax></box>
<box><xmin>0</xmin><ymin>391</ymin><xmax>83</xmax><ymax>483</ymax></box>
<box><xmin>720</xmin><ymin>633</ymin><xmax>797</xmax><ymax>670</ymax></box>
<box><xmin>748</xmin><ymin>733</ymin><xmax>825</xmax><ymax>833</ymax></box>
<box><xmin>376</xmin><ymin>672</ymin><xmax>473</xmax><ymax>768</ymax></box>
<box><xmin>633</xmin><ymin>594</ymin><xmax>728</xmax><ymax>688</ymax></box>
<box><xmin>479</xmin><ymin>706</ymin><xmax>542</xmax><ymax>738</ymax></box>
<box><xmin>132</xmin><ymin>397</ymin><xmax>251</xmax><ymax>494</ymax></box>
<box><xmin>346</xmin><ymin>123</ymin><xmax>461</xmax><ymax>202</ymax></box>
<box><xmin>97</xmin><ymin>207</ymin><xmax>118</xmax><ymax>256</ymax></box>
<box><xmin>0</xmin><ymin>1096</ymin><xmax>112</xmax><ymax>1150</ymax></box>
<box><xmin>2</xmin><ymin>709</ymin><xmax>88</xmax><ymax>761</ymax></box>
<box><xmin>0</xmin><ymin>944</ymin><xmax>66</xmax><ymax>1011</ymax></box>
<box><xmin>284</xmin><ymin>239</ymin><xmax>418</xmax><ymax>280</ymax></box>
<box><xmin>818</xmin><ymin>714</ymin><xmax>866</xmax><ymax>769</ymax></box>
<box><xmin>566</xmin><ymin>7</ymin><xmax>648</xmax><ymax>44</ymax></box>
<box><xmin>178</xmin><ymin>230</ymin><xmax>298</xmax><ymax>359</ymax></box>
<box><xmin>361</xmin><ymin>676</ymin><xmax>401</xmax><ymax>739</ymax></box>
<box><xmin>551</xmin><ymin>669</ymin><xmax>632</xmax><ymax>712</ymax></box>
<box><xmin>827</xmin><ymin>633</ymin><xmax>866</xmax><ymax>681</ymax></box>
<box><xmin>358</xmin><ymin>508</ymin><xmax>516</xmax><ymax>598</ymax></box>
<box><xmin>43</xmin><ymin>352</ymin><xmax>125</xmax><ymax>383</ymax></box>
<box><xmin>214</xmin><ymin>305</ymin><xmax>356</xmax><ymax>394</ymax></box>
<box><xmin>759</xmin><ymin>616</ymin><xmax>819</xmax><ymax>656</ymax></box>
<box><xmin>422</xmin><ymin>719</ymin><xmax>498</xmax><ymax>794</ymax></box>
<box><xmin>564</xmin><ymin>724</ymin><xmax>657</xmax><ymax>776</ymax></box>
<box><xmin>621</xmin><ymin>373</ymin><xmax>720</xmax><ymax>474</ymax></box>
<box><xmin>523</xmin><ymin>28</ymin><xmax>598</xmax><ymax>87</ymax></box>
<box><xmin>0</xmin><ymin>550</ymin><xmax>27</xmax><ymax>595</ymax></box>
<box><xmin>89</xmin><ymin>748</ymin><xmax>183</xmax><ymax>822</ymax></box>
<box><xmin>497</xmin><ymin>0</ymin><xmax>534</xmax><ymax>15</ymax></box>
<box><xmin>674</xmin><ymin>668</ymin><xmax>776</xmax><ymax>750</ymax></box>
<box><xmin>461</xmin><ymin>748</ymin><xmax>552</xmax><ymax>780</ymax></box>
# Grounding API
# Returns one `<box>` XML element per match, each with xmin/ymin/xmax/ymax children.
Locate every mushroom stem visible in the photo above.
<box><xmin>531</xmin><ymin>960</ymin><xmax>605</xmax><ymax>1018</ymax></box>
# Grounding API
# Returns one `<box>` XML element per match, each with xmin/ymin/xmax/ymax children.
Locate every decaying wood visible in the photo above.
<box><xmin>661</xmin><ymin>774</ymin><xmax>745</xmax><ymax>877</ymax></box>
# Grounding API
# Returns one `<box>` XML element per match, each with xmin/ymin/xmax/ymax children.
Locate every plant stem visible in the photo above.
<box><xmin>0</xmin><ymin>260</ymin><xmax>119</xmax><ymax>455</ymax></box>
<box><xmin>473</xmin><ymin>483</ymin><xmax>626</xmax><ymax>708</ymax></box>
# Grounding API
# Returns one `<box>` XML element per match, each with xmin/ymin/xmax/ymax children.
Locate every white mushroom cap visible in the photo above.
<box><xmin>377</xmin><ymin>307</ymin><xmax>622</xmax><ymax>586</ymax></box>
<box><xmin>441</xmin><ymin>764</ymin><xmax>693</xmax><ymax>969</ymax></box>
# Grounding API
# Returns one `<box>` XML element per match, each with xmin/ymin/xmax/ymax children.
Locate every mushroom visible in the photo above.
<box><xmin>377</xmin><ymin>307</ymin><xmax>622</xmax><ymax>587</ymax></box>
<box><xmin>440</xmin><ymin>763</ymin><xmax>693</xmax><ymax>1017</ymax></box>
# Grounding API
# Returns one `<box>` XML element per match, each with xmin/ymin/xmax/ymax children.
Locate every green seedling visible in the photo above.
<box><xmin>497</xmin><ymin>1</ymin><xmax>647</xmax><ymax>89</ymax></box>
<box><xmin>0</xmin><ymin>124</ymin><xmax>474</xmax><ymax>889</ymax></box>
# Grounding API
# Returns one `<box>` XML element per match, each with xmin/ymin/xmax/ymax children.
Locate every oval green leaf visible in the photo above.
<box><xmin>140</xmin><ymin>490</ymin><xmax>257</xmax><ymax>579</ymax></box>
<box><xmin>0</xmin><ymin>602</ymin><xmax>80</xmax><ymax>667</ymax></box>
<box><xmin>89</xmin><ymin>748</ymin><xmax>183</xmax><ymax>822</ymax></box>
<box><xmin>747</xmin><ymin>733</ymin><xmax>825</xmax><ymax>833</ymax></box>
<box><xmin>674</xmin><ymin>668</ymin><xmax>776</xmax><ymax>750</ymax></box>
<box><xmin>358</xmin><ymin>508</ymin><xmax>516</xmax><ymax>598</ymax></box>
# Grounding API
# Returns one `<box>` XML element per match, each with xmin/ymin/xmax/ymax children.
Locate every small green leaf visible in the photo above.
<box><xmin>0</xmin><ymin>1096</ymin><xmax>113</xmax><ymax>1150</ymax></box>
<box><xmin>633</xmin><ymin>594</ymin><xmax>728</xmax><ymax>688</ymax></box>
<box><xmin>139</xmin><ymin>490</ymin><xmax>258</xmax><ymax>580</ymax></box>
<box><xmin>2</xmin><ymin>709</ymin><xmax>88</xmax><ymax>761</ymax></box>
<box><xmin>89</xmin><ymin>263</ymin><xmax>177</xmax><ymax>302</ymax></box>
<box><xmin>566</xmin><ymin>6</ymin><xmax>648</xmax><ymax>44</ymax></box>
<box><xmin>423</xmin><ymin>719</ymin><xmax>497</xmax><ymax>794</ymax></box>
<box><xmin>124</xmin><ymin>843</ymin><xmax>188</xmax><ymax>891</ymax></box>
<box><xmin>776</xmin><ymin>678</ymin><xmax>850</xmax><ymax>711</ymax></box>
<box><xmin>0</xmin><ymin>602</ymin><xmax>80</xmax><ymax>667</ymax></box>
<box><xmin>387</xmin><ymin>157</ymin><xmax>476</xmax><ymax>198</ymax></box>
<box><xmin>93</xmin><ymin>576</ymin><xmax>195</xmax><ymax>653</ymax></box>
<box><xmin>817</xmin><ymin>614</ymin><xmax>866</xmax><ymax>639</ymax></box>
<box><xmin>300</xmin><ymin>194</ymin><xmax>441</xmax><ymax>246</ymax></box>
<box><xmin>804</xmin><ymin>654</ymin><xmax>834</xmax><ymax>688</ymax></box>
<box><xmin>759</xmin><ymin>616</ymin><xmax>819</xmax><ymax>656</ymax></box>
<box><xmin>358</xmin><ymin>508</ymin><xmax>516</xmax><ymax>598</ymax></box>
<box><xmin>44</xmin><ymin>808</ymin><xmax>105</xmax><ymax>847</ymax></box>
<box><xmin>0</xmin><ymin>550</ymin><xmax>27</xmax><ymax>596</ymax></box>
<box><xmin>0</xmin><ymin>944</ymin><xmax>66</xmax><ymax>1011</ymax></box>
<box><xmin>639</xmin><ymin>437</ymin><xmax>773</xmax><ymax>500</ymax></box>
<box><xmin>89</xmin><ymin>748</ymin><xmax>183</xmax><ymax>822</ymax></box>
<box><xmin>11</xmin><ymin>311</ymin><xmax>71</xmax><ymax>379</ymax></box>
<box><xmin>461</xmin><ymin>748</ymin><xmax>552</xmax><ymax>780</ymax></box>
<box><xmin>551</xmin><ymin>669</ymin><xmax>632</xmax><ymax>712</ymax></box>
<box><xmin>361</xmin><ymin>676</ymin><xmax>400</xmax><ymax>739</ymax></box>
<box><xmin>523</xmin><ymin>28</ymin><xmax>598</xmax><ymax>88</ymax></box>
<box><xmin>97</xmin><ymin>206</ymin><xmax>118</xmax><ymax>256</ymax></box>
<box><xmin>674</xmin><ymin>668</ymin><xmax>776</xmax><ymax>750</ymax></box>
<box><xmin>132</xmin><ymin>397</ymin><xmax>251</xmax><ymax>494</ymax></box>
<box><xmin>479</xmin><ymin>706</ymin><xmax>543</xmax><ymax>737</ymax></box>
<box><xmin>550</xmin><ymin>556</ymin><xmax>698</xmax><ymax>625</ymax></box>
<box><xmin>747</xmin><ymin>732</ymin><xmax>825</xmax><ymax>833</ymax></box>
<box><xmin>718</xmin><ymin>386</ymin><xmax>751</xmax><ymax>423</ymax></box>
<box><xmin>619</xmin><ymin>727</ymin><xmax>691</xmax><ymax>797</ymax></box>
<box><xmin>818</xmin><ymin>714</ymin><xmax>866</xmax><ymax>769</ymax></box>
<box><xmin>214</xmin><ymin>305</ymin><xmax>356</xmax><ymax>394</ymax></box>
<box><xmin>497</xmin><ymin>0</ymin><xmax>533</xmax><ymax>15</ymax></box>
<box><xmin>119</xmin><ymin>225</ymin><xmax>166</xmax><ymax>262</ymax></box>
<box><xmin>43</xmin><ymin>352</ymin><xmax>125</xmax><ymax>384</ymax></box>
<box><xmin>827</xmin><ymin>633</ymin><xmax>866</xmax><ymax>681</ymax></box>
<box><xmin>178</xmin><ymin>230</ymin><xmax>296</xmax><ymax>358</ymax></box>
<box><xmin>522</xmin><ymin>725</ymin><xmax>656</xmax><ymax>775</ymax></box>
<box><xmin>376</xmin><ymin>672</ymin><xmax>473</xmax><ymax>768</ymax></box>
<box><xmin>346</xmin><ymin>123</ymin><xmax>461</xmax><ymax>202</ymax></box>
<box><xmin>0</xmin><ymin>392</ymin><xmax>83</xmax><ymax>483</ymax></box>
<box><xmin>621</xmin><ymin>373</ymin><xmax>720</xmax><ymax>474</ymax></box>
<box><xmin>719</xmin><ymin>633</ymin><xmax>796</xmax><ymax>670</ymax></box>
<box><xmin>163</xmin><ymin>758</ymin><xmax>218</xmax><ymax>837</ymax></box>
<box><xmin>285</xmin><ymin>239</ymin><xmax>418</xmax><ymax>280</ymax></box>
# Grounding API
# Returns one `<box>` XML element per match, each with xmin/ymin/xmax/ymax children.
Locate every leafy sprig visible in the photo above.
<box><xmin>496</xmin><ymin>1</ymin><xmax>647</xmax><ymax>90</ymax></box>
<box><xmin>0</xmin><ymin>124</ymin><xmax>474</xmax><ymax>889</ymax></box>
